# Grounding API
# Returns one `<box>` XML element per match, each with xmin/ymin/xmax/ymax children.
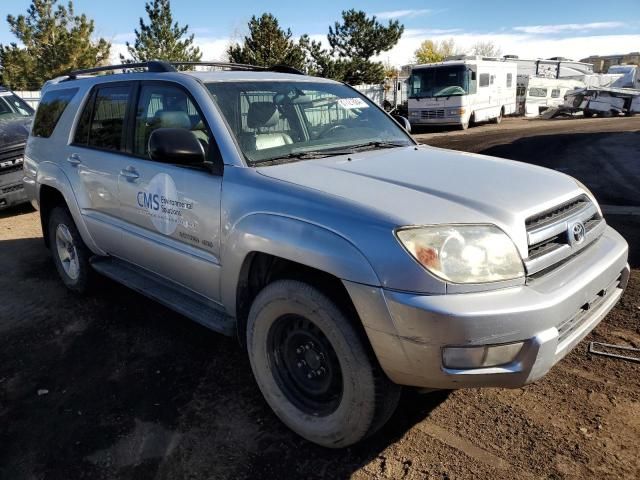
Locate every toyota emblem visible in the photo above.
<box><xmin>570</xmin><ymin>222</ymin><xmax>586</xmax><ymax>245</ymax></box>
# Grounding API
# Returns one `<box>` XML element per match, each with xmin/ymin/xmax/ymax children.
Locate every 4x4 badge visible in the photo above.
<box><xmin>570</xmin><ymin>221</ymin><xmax>586</xmax><ymax>245</ymax></box>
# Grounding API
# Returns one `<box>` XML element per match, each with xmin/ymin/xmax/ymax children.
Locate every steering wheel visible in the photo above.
<box><xmin>318</xmin><ymin>124</ymin><xmax>347</xmax><ymax>138</ymax></box>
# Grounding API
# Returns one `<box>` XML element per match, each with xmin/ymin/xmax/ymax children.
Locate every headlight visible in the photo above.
<box><xmin>449</xmin><ymin>108</ymin><xmax>465</xmax><ymax>115</ymax></box>
<box><xmin>396</xmin><ymin>225</ymin><xmax>524</xmax><ymax>283</ymax></box>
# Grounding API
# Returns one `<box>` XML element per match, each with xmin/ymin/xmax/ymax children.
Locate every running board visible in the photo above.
<box><xmin>90</xmin><ymin>256</ymin><xmax>235</xmax><ymax>336</ymax></box>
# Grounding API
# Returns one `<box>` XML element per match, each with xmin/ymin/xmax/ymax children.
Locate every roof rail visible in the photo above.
<box><xmin>66</xmin><ymin>60</ymin><xmax>304</xmax><ymax>80</ymax></box>
<box><xmin>68</xmin><ymin>61</ymin><xmax>175</xmax><ymax>79</ymax></box>
<box><xmin>166</xmin><ymin>62</ymin><xmax>304</xmax><ymax>75</ymax></box>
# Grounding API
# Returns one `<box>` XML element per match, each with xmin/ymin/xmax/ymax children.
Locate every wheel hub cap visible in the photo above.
<box><xmin>55</xmin><ymin>224</ymin><xmax>80</xmax><ymax>280</ymax></box>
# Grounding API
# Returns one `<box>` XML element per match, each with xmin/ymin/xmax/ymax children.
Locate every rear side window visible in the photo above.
<box><xmin>551</xmin><ymin>89</ymin><xmax>561</xmax><ymax>98</ymax></box>
<box><xmin>506</xmin><ymin>73</ymin><xmax>513</xmax><ymax>88</ymax></box>
<box><xmin>479</xmin><ymin>73</ymin><xmax>490</xmax><ymax>87</ymax></box>
<box><xmin>32</xmin><ymin>88</ymin><xmax>78</xmax><ymax>138</ymax></box>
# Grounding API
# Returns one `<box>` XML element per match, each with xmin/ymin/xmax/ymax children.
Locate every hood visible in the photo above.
<box><xmin>256</xmin><ymin>145</ymin><xmax>586</xmax><ymax>257</ymax></box>
<box><xmin>0</xmin><ymin>115</ymin><xmax>32</xmax><ymax>148</ymax></box>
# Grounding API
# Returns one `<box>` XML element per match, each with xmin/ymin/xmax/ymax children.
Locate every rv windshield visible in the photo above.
<box><xmin>409</xmin><ymin>66</ymin><xmax>471</xmax><ymax>98</ymax></box>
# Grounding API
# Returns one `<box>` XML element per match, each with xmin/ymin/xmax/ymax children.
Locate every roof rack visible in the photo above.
<box><xmin>66</xmin><ymin>60</ymin><xmax>304</xmax><ymax>79</ymax></box>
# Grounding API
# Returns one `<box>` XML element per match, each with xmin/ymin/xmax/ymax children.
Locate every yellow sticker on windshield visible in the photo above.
<box><xmin>337</xmin><ymin>98</ymin><xmax>369</xmax><ymax>109</ymax></box>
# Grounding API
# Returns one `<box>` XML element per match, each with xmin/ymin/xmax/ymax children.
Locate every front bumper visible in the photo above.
<box><xmin>0</xmin><ymin>170</ymin><xmax>28</xmax><ymax>210</ymax></box>
<box><xmin>345</xmin><ymin>226</ymin><xmax>629</xmax><ymax>389</ymax></box>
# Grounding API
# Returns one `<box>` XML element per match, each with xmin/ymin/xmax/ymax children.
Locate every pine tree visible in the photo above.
<box><xmin>121</xmin><ymin>0</ymin><xmax>202</xmax><ymax>68</ymax></box>
<box><xmin>227</xmin><ymin>13</ymin><xmax>306</xmax><ymax>71</ymax></box>
<box><xmin>0</xmin><ymin>0</ymin><xmax>111</xmax><ymax>90</ymax></box>
<box><xmin>327</xmin><ymin>10</ymin><xmax>404</xmax><ymax>84</ymax></box>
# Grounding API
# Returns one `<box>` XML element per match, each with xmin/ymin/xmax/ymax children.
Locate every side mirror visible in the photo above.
<box><xmin>148</xmin><ymin>128</ymin><xmax>205</xmax><ymax>165</ymax></box>
<box><xmin>392</xmin><ymin>115</ymin><xmax>411</xmax><ymax>133</ymax></box>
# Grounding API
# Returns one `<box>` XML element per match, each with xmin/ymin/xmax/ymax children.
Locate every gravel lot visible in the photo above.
<box><xmin>1</xmin><ymin>116</ymin><xmax>639</xmax><ymax>479</ymax></box>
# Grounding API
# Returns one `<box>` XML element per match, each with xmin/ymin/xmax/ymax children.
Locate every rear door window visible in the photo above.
<box><xmin>551</xmin><ymin>89</ymin><xmax>561</xmax><ymax>98</ymax></box>
<box><xmin>87</xmin><ymin>85</ymin><xmax>131</xmax><ymax>152</ymax></box>
<box><xmin>32</xmin><ymin>88</ymin><xmax>78</xmax><ymax>138</ymax></box>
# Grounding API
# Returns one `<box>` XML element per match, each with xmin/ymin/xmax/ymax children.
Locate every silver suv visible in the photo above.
<box><xmin>24</xmin><ymin>61</ymin><xmax>629</xmax><ymax>448</ymax></box>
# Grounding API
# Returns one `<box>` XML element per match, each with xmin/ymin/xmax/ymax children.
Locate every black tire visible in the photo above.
<box><xmin>48</xmin><ymin>206</ymin><xmax>94</xmax><ymax>293</ymax></box>
<box><xmin>493</xmin><ymin>108</ymin><xmax>503</xmax><ymax>124</ymax></box>
<box><xmin>246</xmin><ymin>280</ymin><xmax>401</xmax><ymax>448</ymax></box>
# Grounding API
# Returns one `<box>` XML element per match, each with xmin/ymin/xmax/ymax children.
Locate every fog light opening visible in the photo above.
<box><xmin>442</xmin><ymin>342</ymin><xmax>524</xmax><ymax>369</ymax></box>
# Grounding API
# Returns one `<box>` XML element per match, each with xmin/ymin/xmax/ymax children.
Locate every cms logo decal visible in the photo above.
<box><xmin>137</xmin><ymin>192</ymin><xmax>160</xmax><ymax>211</ymax></box>
<box><xmin>136</xmin><ymin>173</ymin><xmax>179</xmax><ymax>235</ymax></box>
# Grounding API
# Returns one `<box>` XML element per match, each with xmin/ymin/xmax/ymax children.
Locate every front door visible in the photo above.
<box><xmin>115</xmin><ymin>82</ymin><xmax>223</xmax><ymax>302</ymax></box>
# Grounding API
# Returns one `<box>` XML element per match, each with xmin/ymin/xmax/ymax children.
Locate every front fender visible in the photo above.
<box><xmin>220</xmin><ymin>213</ymin><xmax>380</xmax><ymax>316</ymax></box>
<box><xmin>36</xmin><ymin>161</ymin><xmax>105</xmax><ymax>255</ymax></box>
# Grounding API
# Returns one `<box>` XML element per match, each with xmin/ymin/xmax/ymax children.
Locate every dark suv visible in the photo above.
<box><xmin>0</xmin><ymin>86</ymin><xmax>34</xmax><ymax>210</ymax></box>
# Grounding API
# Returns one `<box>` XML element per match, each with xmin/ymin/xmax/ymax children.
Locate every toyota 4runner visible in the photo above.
<box><xmin>24</xmin><ymin>61</ymin><xmax>629</xmax><ymax>448</ymax></box>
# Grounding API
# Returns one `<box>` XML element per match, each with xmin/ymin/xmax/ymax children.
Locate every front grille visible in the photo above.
<box><xmin>1</xmin><ymin>183</ymin><xmax>24</xmax><ymax>194</ymax></box>
<box><xmin>525</xmin><ymin>197</ymin><xmax>589</xmax><ymax>230</ymax></box>
<box><xmin>421</xmin><ymin>109</ymin><xmax>445</xmax><ymax>119</ymax></box>
<box><xmin>0</xmin><ymin>144</ymin><xmax>25</xmax><ymax>175</ymax></box>
<box><xmin>524</xmin><ymin>195</ymin><xmax>605</xmax><ymax>276</ymax></box>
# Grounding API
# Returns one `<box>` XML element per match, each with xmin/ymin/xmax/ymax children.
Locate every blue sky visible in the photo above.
<box><xmin>1</xmin><ymin>0</ymin><xmax>639</xmax><ymax>66</ymax></box>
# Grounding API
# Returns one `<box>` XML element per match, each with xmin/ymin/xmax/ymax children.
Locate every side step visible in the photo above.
<box><xmin>90</xmin><ymin>256</ymin><xmax>235</xmax><ymax>336</ymax></box>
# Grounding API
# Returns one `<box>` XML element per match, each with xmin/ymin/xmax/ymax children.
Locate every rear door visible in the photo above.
<box><xmin>115</xmin><ymin>81</ymin><xmax>223</xmax><ymax>301</ymax></box>
<box><xmin>69</xmin><ymin>83</ymin><xmax>135</xmax><ymax>253</ymax></box>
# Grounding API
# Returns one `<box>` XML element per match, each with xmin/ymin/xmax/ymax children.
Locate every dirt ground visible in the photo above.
<box><xmin>1</xmin><ymin>116</ymin><xmax>639</xmax><ymax>480</ymax></box>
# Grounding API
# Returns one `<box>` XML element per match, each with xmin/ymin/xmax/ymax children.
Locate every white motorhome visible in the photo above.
<box><xmin>408</xmin><ymin>56</ymin><xmax>517</xmax><ymax>129</ymax></box>
<box><xmin>516</xmin><ymin>76</ymin><xmax>585</xmax><ymax>117</ymax></box>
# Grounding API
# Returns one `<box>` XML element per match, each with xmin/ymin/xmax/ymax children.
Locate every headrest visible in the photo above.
<box><xmin>247</xmin><ymin>102</ymin><xmax>279</xmax><ymax>129</ymax></box>
<box><xmin>154</xmin><ymin>110</ymin><xmax>191</xmax><ymax>130</ymax></box>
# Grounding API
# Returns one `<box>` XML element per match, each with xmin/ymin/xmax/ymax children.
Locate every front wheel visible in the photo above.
<box><xmin>246</xmin><ymin>280</ymin><xmax>400</xmax><ymax>448</ymax></box>
<box><xmin>493</xmin><ymin>108</ymin><xmax>503</xmax><ymax>124</ymax></box>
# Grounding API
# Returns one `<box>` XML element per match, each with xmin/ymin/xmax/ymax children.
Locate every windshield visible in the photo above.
<box><xmin>409</xmin><ymin>66</ymin><xmax>471</xmax><ymax>98</ymax></box>
<box><xmin>0</xmin><ymin>92</ymin><xmax>34</xmax><ymax>118</ymax></box>
<box><xmin>205</xmin><ymin>81</ymin><xmax>412</xmax><ymax>164</ymax></box>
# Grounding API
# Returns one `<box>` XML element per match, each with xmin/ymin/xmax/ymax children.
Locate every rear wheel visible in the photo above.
<box><xmin>246</xmin><ymin>280</ymin><xmax>400</xmax><ymax>448</ymax></box>
<box><xmin>48</xmin><ymin>206</ymin><xmax>93</xmax><ymax>293</ymax></box>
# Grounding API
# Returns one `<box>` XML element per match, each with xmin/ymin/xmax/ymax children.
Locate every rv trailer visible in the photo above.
<box><xmin>407</xmin><ymin>56</ymin><xmax>517</xmax><ymax>130</ymax></box>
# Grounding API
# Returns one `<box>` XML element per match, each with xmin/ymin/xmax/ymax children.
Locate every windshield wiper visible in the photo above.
<box><xmin>341</xmin><ymin>141</ymin><xmax>411</xmax><ymax>152</ymax></box>
<box><xmin>252</xmin><ymin>142</ymin><xmax>410</xmax><ymax>166</ymax></box>
<box><xmin>251</xmin><ymin>150</ymin><xmax>339</xmax><ymax>165</ymax></box>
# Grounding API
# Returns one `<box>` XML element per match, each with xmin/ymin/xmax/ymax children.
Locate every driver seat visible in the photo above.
<box><xmin>246</xmin><ymin>102</ymin><xmax>293</xmax><ymax>151</ymax></box>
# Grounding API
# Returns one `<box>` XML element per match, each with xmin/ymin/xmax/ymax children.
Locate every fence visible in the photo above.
<box><xmin>14</xmin><ymin>90</ymin><xmax>41</xmax><ymax>109</ymax></box>
<box><xmin>13</xmin><ymin>80</ymin><xmax>411</xmax><ymax>114</ymax></box>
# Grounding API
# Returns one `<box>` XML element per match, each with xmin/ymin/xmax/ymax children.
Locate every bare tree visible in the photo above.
<box><xmin>470</xmin><ymin>41</ymin><xmax>502</xmax><ymax>58</ymax></box>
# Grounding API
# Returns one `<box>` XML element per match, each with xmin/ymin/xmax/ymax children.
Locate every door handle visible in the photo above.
<box><xmin>67</xmin><ymin>153</ymin><xmax>82</xmax><ymax>166</ymax></box>
<box><xmin>120</xmin><ymin>167</ymin><xmax>140</xmax><ymax>181</ymax></box>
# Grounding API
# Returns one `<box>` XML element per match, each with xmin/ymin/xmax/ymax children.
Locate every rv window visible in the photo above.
<box><xmin>517</xmin><ymin>86</ymin><xmax>526</xmax><ymax>97</ymax></box>
<box><xmin>528</xmin><ymin>87</ymin><xmax>548</xmax><ymax>97</ymax></box>
<box><xmin>507</xmin><ymin>73</ymin><xmax>513</xmax><ymax>87</ymax></box>
<box><xmin>479</xmin><ymin>73</ymin><xmax>490</xmax><ymax>87</ymax></box>
<box><xmin>551</xmin><ymin>89</ymin><xmax>560</xmax><ymax>98</ymax></box>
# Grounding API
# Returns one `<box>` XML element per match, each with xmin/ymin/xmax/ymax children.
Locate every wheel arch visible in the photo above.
<box><xmin>221</xmin><ymin>214</ymin><xmax>381</xmax><ymax>342</ymax></box>
<box><xmin>36</xmin><ymin>162</ymin><xmax>104</xmax><ymax>254</ymax></box>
